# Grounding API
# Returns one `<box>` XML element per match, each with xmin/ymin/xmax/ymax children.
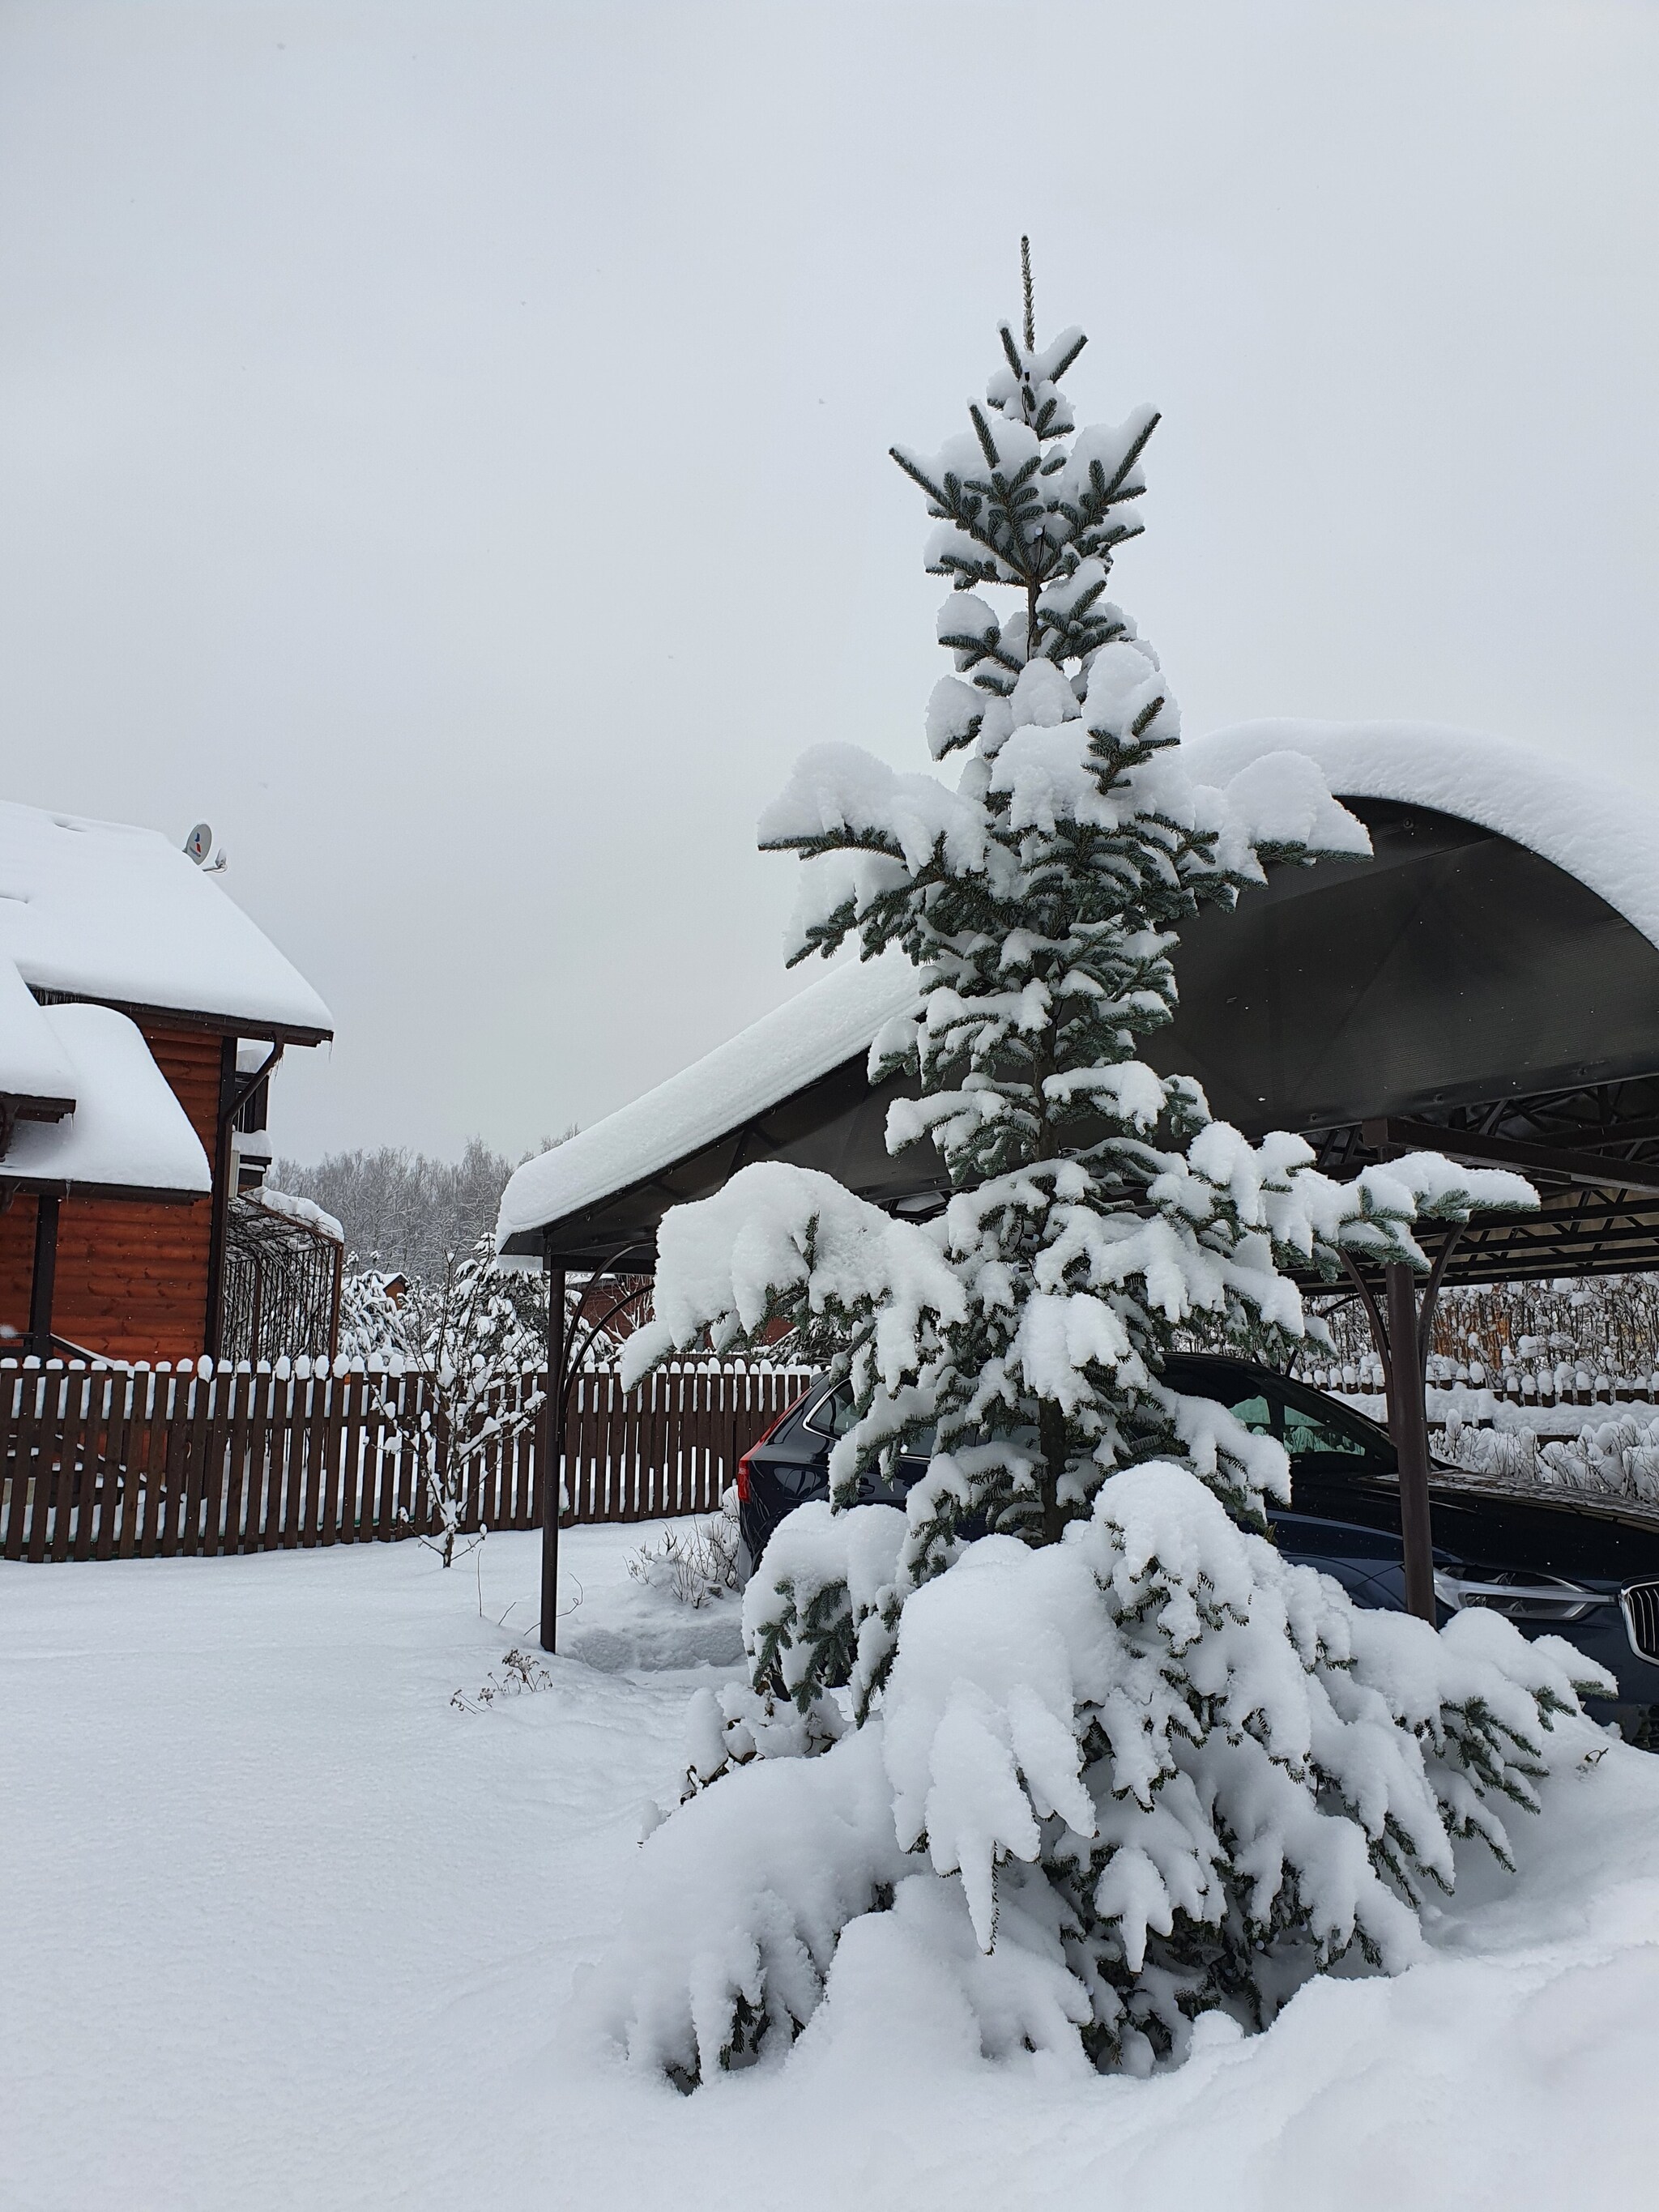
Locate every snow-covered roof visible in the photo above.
<box><xmin>0</xmin><ymin>957</ymin><xmax>75</xmax><ymax>1106</ymax></box>
<box><xmin>1183</xmin><ymin>722</ymin><xmax>1659</xmax><ymax>957</ymax></box>
<box><xmin>496</xmin><ymin>954</ymin><xmax>923</xmax><ymax>1246</ymax></box>
<box><xmin>254</xmin><ymin>1187</ymin><xmax>345</xmax><ymax>1243</ymax></box>
<box><xmin>0</xmin><ymin>798</ymin><xmax>332</xmax><ymax>1037</ymax></box>
<box><xmin>497</xmin><ymin>721</ymin><xmax>1659</xmax><ymax>1247</ymax></box>
<box><xmin>0</xmin><ymin>1004</ymin><xmax>213</xmax><ymax>1195</ymax></box>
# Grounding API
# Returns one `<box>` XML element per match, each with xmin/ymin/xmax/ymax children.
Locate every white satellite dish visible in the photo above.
<box><xmin>184</xmin><ymin>822</ymin><xmax>213</xmax><ymax>865</ymax></box>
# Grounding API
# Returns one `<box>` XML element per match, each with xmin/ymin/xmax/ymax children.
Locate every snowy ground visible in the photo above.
<box><xmin>5</xmin><ymin>1527</ymin><xmax>1659</xmax><ymax>2210</ymax></box>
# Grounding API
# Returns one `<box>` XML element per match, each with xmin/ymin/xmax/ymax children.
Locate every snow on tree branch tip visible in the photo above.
<box><xmin>621</xmin><ymin>1162</ymin><xmax>966</xmax><ymax>1392</ymax></box>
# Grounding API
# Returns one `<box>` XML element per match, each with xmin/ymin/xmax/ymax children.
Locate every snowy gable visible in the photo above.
<box><xmin>1183</xmin><ymin>722</ymin><xmax>1659</xmax><ymax>957</ymax></box>
<box><xmin>497</xmin><ymin>955</ymin><xmax>925</xmax><ymax>1247</ymax></box>
<box><xmin>1</xmin><ymin>1004</ymin><xmax>212</xmax><ymax>1196</ymax></box>
<box><xmin>0</xmin><ymin>799</ymin><xmax>332</xmax><ymax>1036</ymax></box>
<box><xmin>0</xmin><ymin>957</ymin><xmax>75</xmax><ymax>1107</ymax></box>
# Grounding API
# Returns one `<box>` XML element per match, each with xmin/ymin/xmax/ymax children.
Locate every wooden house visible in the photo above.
<box><xmin>0</xmin><ymin>798</ymin><xmax>332</xmax><ymax>1363</ymax></box>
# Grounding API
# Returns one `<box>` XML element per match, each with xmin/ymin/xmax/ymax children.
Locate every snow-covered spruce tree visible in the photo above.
<box><xmin>597</xmin><ymin>292</ymin><xmax>1613</xmax><ymax>2083</ymax></box>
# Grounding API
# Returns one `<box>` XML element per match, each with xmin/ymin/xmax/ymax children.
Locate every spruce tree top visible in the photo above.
<box><xmin>893</xmin><ymin>316</ymin><xmax>1158</xmax><ymax>744</ymax></box>
<box><xmin>633</xmin><ymin>275</ymin><xmax>1533</xmax><ymax>1558</ymax></box>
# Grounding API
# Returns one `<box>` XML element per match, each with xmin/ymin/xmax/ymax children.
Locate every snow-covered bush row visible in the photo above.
<box><xmin>1311</xmin><ymin>1353</ymin><xmax>1659</xmax><ymax>1405</ymax></box>
<box><xmin>1440</xmin><ymin>1405</ymin><xmax>1659</xmax><ymax>1504</ymax></box>
<box><xmin>1537</xmin><ymin>1417</ymin><xmax>1659</xmax><ymax>1501</ymax></box>
<box><xmin>603</xmin><ymin>290</ymin><xmax>1597</xmax><ymax>2084</ymax></box>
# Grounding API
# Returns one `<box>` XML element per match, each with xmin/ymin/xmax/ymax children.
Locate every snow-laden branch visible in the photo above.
<box><xmin>624</xmin><ymin>1136</ymin><xmax>1537</xmax><ymax>1519</ymax></box>
<box><xmin>621</xmin><ymin>1161</ymin><xmax>966</xmax><ymax>1398</ymax></box>
<box><xmin>764</xmin><ymin>697</ymin><xmax>1372</xmax><ymax>974</ymax></box>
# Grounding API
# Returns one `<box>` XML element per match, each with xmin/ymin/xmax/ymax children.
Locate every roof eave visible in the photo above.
<box><xmin>1</xmin><ymin>1089</ymin><xmax>76</xmax><ymax>1125</ymax></box>
<box><xmin>0</xmin><ymin>1174</ymin><xmax>211</xmax><ymax>1204</ymax></box>
<box><xmin>30</xmin><ymin>990</ymin><xmax>332</xmax><ymax>1047</ymax></box>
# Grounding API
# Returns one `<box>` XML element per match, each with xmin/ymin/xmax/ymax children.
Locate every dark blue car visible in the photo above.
<box><xmin>736</xmin><ymin>1352</ymin><xmax>1659</xmax><ymax>1741</ymax></box>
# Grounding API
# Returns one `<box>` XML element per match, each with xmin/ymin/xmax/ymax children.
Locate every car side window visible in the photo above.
<box><xmin>1225</xmin><ymin>1392</ymin><xmax>1280</xmax><ymax>1438</ymax></box>
<box><xmin>804</xmin><ymin>1386</ymin><xmax>936</xmax><ymax>1456</ymax></box>
<box><xmin>1281</xmin><ymin>1399</ymin><xmax>1371</xmax><ymax>1463</ymax></box>
<box><xmin>1222</xmin><ymin>1383</ymin><xmax>1384</xmax><ymax>1469</ymax></box>
<box><xmin>804</xmin><ymin>1383</ymin><xmax>859</xmax><ymax>1439</ymax></box>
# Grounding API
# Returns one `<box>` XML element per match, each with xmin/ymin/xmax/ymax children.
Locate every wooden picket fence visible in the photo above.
<box><xmin>0</xmin><ymin>1360</ymin><xmax>813</xmax><ymax>1564</ymax></box>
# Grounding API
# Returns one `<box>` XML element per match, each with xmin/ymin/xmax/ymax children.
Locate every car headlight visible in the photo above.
<box><xmin>1432</xmin><ymin>1568</ymin><xmax>1611</xmax><ymax>1625</ymax></box>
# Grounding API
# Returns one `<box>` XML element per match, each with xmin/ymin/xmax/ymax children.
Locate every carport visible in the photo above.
<box><xmin>500</xmin><ymin>724</ymin><xmax>1659</xmax><ymax>1652</ymax></box>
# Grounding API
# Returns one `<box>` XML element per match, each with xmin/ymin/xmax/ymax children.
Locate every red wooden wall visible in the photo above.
<box><xmin>0</xmin><ymin>1023</ymin><xmax>222</xmax><ymax>1364</ymax></box>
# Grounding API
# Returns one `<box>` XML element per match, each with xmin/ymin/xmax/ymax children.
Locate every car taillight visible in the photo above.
<box><xmin>735</xmin><ymin>1387</ymin><xmax>813</xmax><ymax>1507</ymax></box>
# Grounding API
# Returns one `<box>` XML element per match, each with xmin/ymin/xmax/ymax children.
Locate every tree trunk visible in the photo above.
<box><xmin>1038</xmin><ymin>1401</ymin><xmax>1067</xmax><ymax>1545</ymax></box>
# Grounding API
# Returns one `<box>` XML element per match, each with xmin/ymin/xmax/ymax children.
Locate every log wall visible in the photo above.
<box><xmin>0</xmin><ymin>1022</ymin><xmax>222</xmax><ymax>1363</ymax></box>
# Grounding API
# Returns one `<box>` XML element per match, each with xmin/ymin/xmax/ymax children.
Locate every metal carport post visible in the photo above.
<box><xmin>540</xmin><ymin>1239</ymin><xmax>565</xmax><ymax>1655</ymax></box>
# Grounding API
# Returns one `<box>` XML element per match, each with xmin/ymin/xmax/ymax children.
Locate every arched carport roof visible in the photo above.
<box><xmin>499</xmin><ymin>724</ymin><xmax>1659</xmax><ymax>1288</ymax></box>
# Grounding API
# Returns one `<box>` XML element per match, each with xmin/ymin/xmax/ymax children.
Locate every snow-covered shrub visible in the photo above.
<box><xmin>1437</xmin><ymin>1411</ymin><xmax>1542</xmax><ymax>1484</ymax></box>
<box><xmin>336</xmin><ymin>1266</ymin><xmax>414</xmax><ymax>1366</ymax></box>
<box><xmin>597</xmin><ymin>1467</ymin><xmax>1610</xmax><ymax>2082</ymax></box>
<box><xmin>451</xmin><ymin>1646</ymin><xmax>557</xmax><ymax>1714</ymax></box>
<box><xmin>629</xmin><ymin>1490</ymin><xmax>745</xmax><ymax>1609</ymax></box>
<box><xmin>1437</xmin><ymin>1404</ymin><xmax>1659</xmax><ymax>1503</ymax></box>
<box><xmin>602</xmin><ymin>1723</ymin><xmax>912</xmax><ymax>2088</ymax></box>
<box><xmin>1541</xmin><ymin>1415</ymin><xmax>1659</xmax><ymax>1503</ymax></box>
<box><xmin>600</xmin><ymin>285</ymin><xmax>1594</xmax><ymax>2083</ymax></box>
<box><xmin>680</xmin><ymin>1503</ymin><xmax>909</xmax><ymax>1789</ymax></box>
<box><xmin>370</xmin><ymin>1228</ymin><xmax>547</xmax><ymax>1566</ymax></box>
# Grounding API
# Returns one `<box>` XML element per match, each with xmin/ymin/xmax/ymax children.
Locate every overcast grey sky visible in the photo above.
<box><xmin>2</xmin><ymin>1</ymin><xmax>1656</xmax><ymax>1164</ymax></box>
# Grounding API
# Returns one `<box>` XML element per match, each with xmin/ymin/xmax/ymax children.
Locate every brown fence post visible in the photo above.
<box><xmin>30</xmin><ymin>1366</ymin><xmax>62</xmax><ymax>1563</ymax></box>
<box><xmin>0</xmin><ymin>1365</ymin><xmax>18</xmax><ymax>1558</ymax></box>
<box><xmin>93</xmin><ymin>1369</ymin><xmax>129</xmax><ymax>1563</ymax></box>
<box><xmin>50</xmin><ymin>1367</ymin><xmax>87</xmax><ymax>1563</ymax></box>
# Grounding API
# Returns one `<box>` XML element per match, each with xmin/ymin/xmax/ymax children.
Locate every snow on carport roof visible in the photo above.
<box><xmin>0</xmin><ymin>798</ymin><xmax>333</xmax><ymax>1038</ymax></box>
<box><xmin>497</xmin><ymin>722</ymin><xmax>1659</xmax><ymax>1251</ymax></box>
<box><xmin>496</xmin><ymin>953</ymin><xmax>922</xmax><ymax>1247</ymax></box>
<box><xmin>1181</xmin><ymin>722</ymin><xmax>1659</xmax><ymax>956</ymax></box>
<box><xmin>1</xmin><ymin>1004</ymin><xmax>212</xmax><ymax>1196</ymax></box>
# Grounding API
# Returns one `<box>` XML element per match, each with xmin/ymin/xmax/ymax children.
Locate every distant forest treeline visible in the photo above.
<box><xmin>273</xmin><ymin>1132</ymin><xmax>570</xmax><ymax>1284</ymax></box>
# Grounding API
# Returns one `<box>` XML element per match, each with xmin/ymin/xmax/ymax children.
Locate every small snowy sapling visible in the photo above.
<box><xmin>371</xmin><ymin>1228</ymin><xmax>547</xmax><ymax>1567</ymax></box>
<box><xmin>600</xmin><ymin>268</ymin><xmax>1610</xmax><ymax>2084</ymax></box>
